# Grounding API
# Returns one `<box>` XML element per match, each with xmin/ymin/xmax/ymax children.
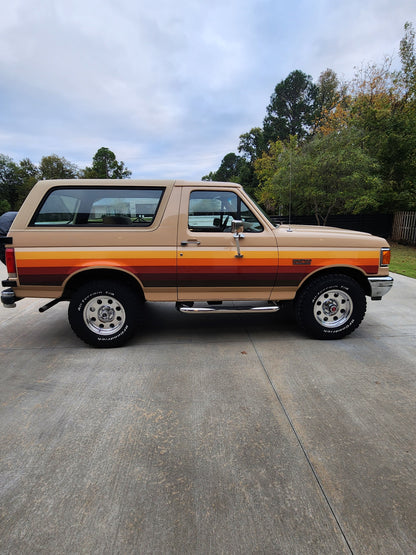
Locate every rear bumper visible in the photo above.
<box><xmin>368</xmin><ymin>276</ymin><xmax>394</xmax><ymax>300</ymax></box>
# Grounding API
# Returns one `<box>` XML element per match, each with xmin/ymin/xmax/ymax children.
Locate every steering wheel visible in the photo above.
<box><xmin>220</xmin><ymin>215</ymin><xmax>230</xmax><ymax>231</ymax></box>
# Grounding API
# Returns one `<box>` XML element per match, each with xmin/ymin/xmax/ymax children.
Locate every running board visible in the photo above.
<box><xmin>176</xmin><ymin>303</ymin><xmax>280</xmax><ymax>314</ymax></box>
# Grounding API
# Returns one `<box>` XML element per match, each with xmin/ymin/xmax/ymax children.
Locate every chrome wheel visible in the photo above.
<box><xmin>83</xmin><ymin>295</ymin><xmax>126</xmax><ymax>335</ymax></box>
<box><xmin>313</xmin><ymin>289</ymin><xmax>353</xmax><ymax>328</ymax></box>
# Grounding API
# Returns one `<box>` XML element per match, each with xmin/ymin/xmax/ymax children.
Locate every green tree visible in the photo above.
<box><xmin>348</xmin><ymin>51</ymin><xmax>416</xmax><ymax>210</ymax></box>
<box><xmin>204</xmin><ymin>71</ymin><xmax>328</xmax><ymax>194</ymax></box>
<box><xmin>0</xmin><ymin>155</ymin><xmax>40</xmax><ymax>212</ymax></box>
<box><xmin>267</xmin><ymin>129</ymin><xmax>382</xmax><ymax>224</ymax></box>
<box><xmin>316</xmin><ymin>69</ymin><xmax>341</xmax><ymax>111</ymax></box>
<box><xmin>205</xmin><ymin>24</ymin><xmax>416</xmax><ymax>213</ymax></box>
<box><xmin>316</xmin><ymin>38</ymin><xmax>416</xmax><ymax>213</ymax></box>
<box><xmin>39</xmin><ymin>154</ymin><xmax>79</xmax><ymax>180</ymax></box>
<box><xmin>0</xmin><ymin>199</ymin><xmax>11</xmax><ymax>214</ymax></box>
<box><xmin>202</xmin><ymin>152</ymin><xmax>246</xmax><ymax>182</ymax></box>
<box><xmin>399</xmin><ymin>21</ymin><xmax>416</xmax><ymax>100</ymax></box>
<box><xmin>238</xmin><ymin>127</ymin><xmax>267</xmax><ymax>163</ymax></box>
<box><xmin>263</xmin><ymin>70</ymin><xmax>318</xmax><ymax>143</ymax></box>
<box><xmin>0</xmin><ymin>154</ymin><xmax>20</xmax><ymax>211</ymax></box>
<box><xmin>314</xmin><ymin>69</ymin><xmax>347</xmax><ymax>132</ymax></box>
<box><xmin>17</xmin><ymin>158</ymin><xmax>40</xmax><ymax>205</ymax></box>
<box><xmin>83</xmin><ymin>147</ymin><xmax>131</xmax><ymax>179</ymax></box>
<box><xmin>201</xmin><ymin>152</ymin><xmax>256</xmax><ymax>195</ymax></box>
<box><xmin>254</xmin><ymin>140</ymin><xmax>285</xmax><ymax>212</ymax></box>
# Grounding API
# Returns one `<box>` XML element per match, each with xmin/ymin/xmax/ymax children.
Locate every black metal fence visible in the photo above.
<box><xmin>269</xmin><ymin>214</ymin><xmax>394</xmax><ymax>239</ymax></box>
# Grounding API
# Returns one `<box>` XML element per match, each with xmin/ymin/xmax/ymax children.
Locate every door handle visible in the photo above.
<box><xmin>181</xmin><ymin>240</ymin><xmax>201</xmax><ymax>246</ymax></box>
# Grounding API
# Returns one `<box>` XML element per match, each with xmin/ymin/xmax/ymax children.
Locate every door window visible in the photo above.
<box><xmin>188</xmin><ymin>191</ymin><xmax>263</xmax><ymax>233</ymax></box>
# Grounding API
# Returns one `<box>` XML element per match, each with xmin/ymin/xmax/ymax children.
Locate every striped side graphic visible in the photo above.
<box><xmin>277</xmin><ymin>248</ymin><xmax>379</xmax><ymax>286</ymax></box>
<box><xmin>178</xmin><ymin>249</ymin><xmax>278</xmax><ymax>287</ymax></box>
<box><xmin>15</xmin><ymin>248</ymin><xmax>177</xmax><ymax>287</ymax></box>
<box><xmin>14</xmin><ymin>247</ymin><xmax>380</xmax><ymax>289</ymax></box>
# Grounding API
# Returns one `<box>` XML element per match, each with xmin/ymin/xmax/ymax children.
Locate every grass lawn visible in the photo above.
<box><xmin>389</xmin><ymin>242</ymin><xmax>416</xmax><ymax>279</ymax></box>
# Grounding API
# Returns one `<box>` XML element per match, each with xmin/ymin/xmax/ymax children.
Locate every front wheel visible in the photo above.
<box><xmin>295</xmin><ymin>274</ymin><xmax>366</xmax><ymax>340</ymax></box>
<box><xmin>68</xmin><ymin>280</ymin><xmax>142</xmax><ymax>347</ymax></box>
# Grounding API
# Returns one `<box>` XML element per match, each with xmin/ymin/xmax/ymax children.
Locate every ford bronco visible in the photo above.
<box><xmin>1</xmin><ymin>179</ymin><xmax>393</xmax><ymax>347</ymax></box>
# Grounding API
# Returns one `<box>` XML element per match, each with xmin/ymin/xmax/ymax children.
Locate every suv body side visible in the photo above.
<box><xmin>1</xmin><ymin>178</ymin><xmax>393</xmax><ymax>346</ymax></box>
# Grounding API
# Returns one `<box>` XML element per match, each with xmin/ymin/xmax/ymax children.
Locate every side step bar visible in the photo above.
<box><xmin>176</xmin><ymin>303</ymin><xmax>280</xmax><ymax>315</ymax></box>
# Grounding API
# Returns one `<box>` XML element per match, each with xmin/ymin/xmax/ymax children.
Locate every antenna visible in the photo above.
<box><xmin>289</xmin><ymin>150</ymin><xmax>292</xmax><ymax>228</ymax></box>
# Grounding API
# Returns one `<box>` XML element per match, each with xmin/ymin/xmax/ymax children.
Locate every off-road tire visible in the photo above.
<box><xmin>295</xmin><ymin>274</ymin><xmax>366</xmax><ymax>340</ymax></box>
<box><xmin>68</xmin><ymin>280</ymin><xmax>142</xmax><ymax>347</ymax></box>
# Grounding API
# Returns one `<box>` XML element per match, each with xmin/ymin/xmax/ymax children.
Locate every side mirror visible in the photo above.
<box><xmin>231</xmin><ymin>220</ymin><xmax>244</xmax><ymax>235</ymax></box>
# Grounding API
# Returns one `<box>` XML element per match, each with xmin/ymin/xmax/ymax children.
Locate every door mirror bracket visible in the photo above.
<box><xmin>231</xmin><ymin>220</ymin><xmax>244</xmax><ymax>258</ymax></box>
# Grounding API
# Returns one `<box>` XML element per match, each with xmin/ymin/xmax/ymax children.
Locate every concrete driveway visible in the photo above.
<box><xmin>0</xmin><ymin>265</ymin><xmax>415</xmax><ymax>554</ymax></box>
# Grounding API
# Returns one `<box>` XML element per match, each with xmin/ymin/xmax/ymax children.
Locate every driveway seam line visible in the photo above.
<box><xmin>248</xmin><ymin>333</ymin><xmax>354</xmax><ymax>555</ymax></box>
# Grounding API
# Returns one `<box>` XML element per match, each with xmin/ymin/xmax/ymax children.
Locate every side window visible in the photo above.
<box><xmin>31</xmin><ymin>192</ymin><xmax>80</xmax><ymax>224</ymax></box>
<box><xmin>31</xmin><ymin>187</ymin><xmax>165</xmax><ymax>227</ymax></box>
<box><xmin>188</xmin><ymin>190</ymin><xmax>263</xmax><ymax>233</ymax></box>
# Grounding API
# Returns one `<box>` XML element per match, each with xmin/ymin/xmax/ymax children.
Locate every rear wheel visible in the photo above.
<box><xmin>68</xmin><ymin>280</ymin><xmax>142</xmax><ymax>347</ymax></box>
<box><xmin>295</xmin><ymin>274</ymin><xmax>366</xmax><ymax>339</ymax></box>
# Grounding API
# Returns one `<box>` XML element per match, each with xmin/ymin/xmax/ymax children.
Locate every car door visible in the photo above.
<box><xmin>177</xmin><ymin>186</ymin><xmax>278</xmax><ymax>301</ymax></box>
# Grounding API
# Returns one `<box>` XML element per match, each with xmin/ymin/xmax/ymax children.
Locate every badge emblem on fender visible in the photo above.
<box><xmin>292</xmin><ymin>259</ymin><xmax>312</xmax><ymax>265</ymax></box>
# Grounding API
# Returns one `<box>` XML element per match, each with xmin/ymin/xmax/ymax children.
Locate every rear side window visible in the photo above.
<box><xmin>30</xmin><ymin>187</ymin><xmax>165</xmax><ymax>227</ymax></box>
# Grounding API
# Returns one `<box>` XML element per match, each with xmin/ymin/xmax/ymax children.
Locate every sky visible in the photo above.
<box><xmin>1</xmin><ymin>0</ymin><xmax>416</xmax><ymax>180</ymax></box>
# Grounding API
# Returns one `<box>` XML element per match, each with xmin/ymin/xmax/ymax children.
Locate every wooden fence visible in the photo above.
<box><xmin>392</xmin><ymin>212</ymin><xmax>416</xmax><ymax>245</ymax></box>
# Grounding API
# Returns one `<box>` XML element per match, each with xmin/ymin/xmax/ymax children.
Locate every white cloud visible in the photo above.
<box><xmin>1</xmin><ymin>0</ymin><xmax>416</xmax><ymax>179</ymax></box>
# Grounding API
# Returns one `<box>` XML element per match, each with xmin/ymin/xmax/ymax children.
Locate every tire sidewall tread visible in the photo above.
<box><xmin>295</xmin><ymin>274</ymin><xmax>366</xmax><ymax>340</ymax></box>
<box><xmin>68</xmin><ymin>280</ymin><xmax>141</xmax><ymax>348</ymax></box>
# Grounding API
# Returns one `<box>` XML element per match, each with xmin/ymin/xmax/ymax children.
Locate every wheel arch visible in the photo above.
<box><xmin>62</xmin><ymin>268</ymin><xmax>145</xmax><ymax>300</ymax></box>
<box><xmin>295</xmin><ymin>266</ymin><xmax>371</xmax><ymax>300</ymax></box>
<box><xmin>294</xmin><ymin>271</ymin><xmax>367</xmax><ymax>339</ymax></box>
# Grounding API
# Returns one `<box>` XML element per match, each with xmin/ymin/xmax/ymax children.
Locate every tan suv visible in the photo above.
<box><xmin>1</xmin><ymin>179</ymin><xmax>393</xmax><ymax>347</ymax></box>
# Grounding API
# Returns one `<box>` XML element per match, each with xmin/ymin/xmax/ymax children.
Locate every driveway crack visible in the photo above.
<box><xmin>248</xmin><ymin>335</ymin><xmax>354</xmax><ymax>555</ymax></box>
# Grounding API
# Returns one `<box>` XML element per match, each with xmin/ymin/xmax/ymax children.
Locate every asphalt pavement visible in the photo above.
<box><xmin>0</xmin><ymin>264</ymin><xmax>415</xmax><ymax>554</ymax></box>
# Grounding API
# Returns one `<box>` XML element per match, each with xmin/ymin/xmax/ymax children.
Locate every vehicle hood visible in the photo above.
<box><xmin>273</xmin><ymin>224</ymin><xmax>388</xmax><ymax>248</ymax></box>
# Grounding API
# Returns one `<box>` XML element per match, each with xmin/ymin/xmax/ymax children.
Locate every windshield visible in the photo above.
<box><xmin>246</xmin><ymin>193</ymin><xmax>277</xmax><ymax>228</ymax></box>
